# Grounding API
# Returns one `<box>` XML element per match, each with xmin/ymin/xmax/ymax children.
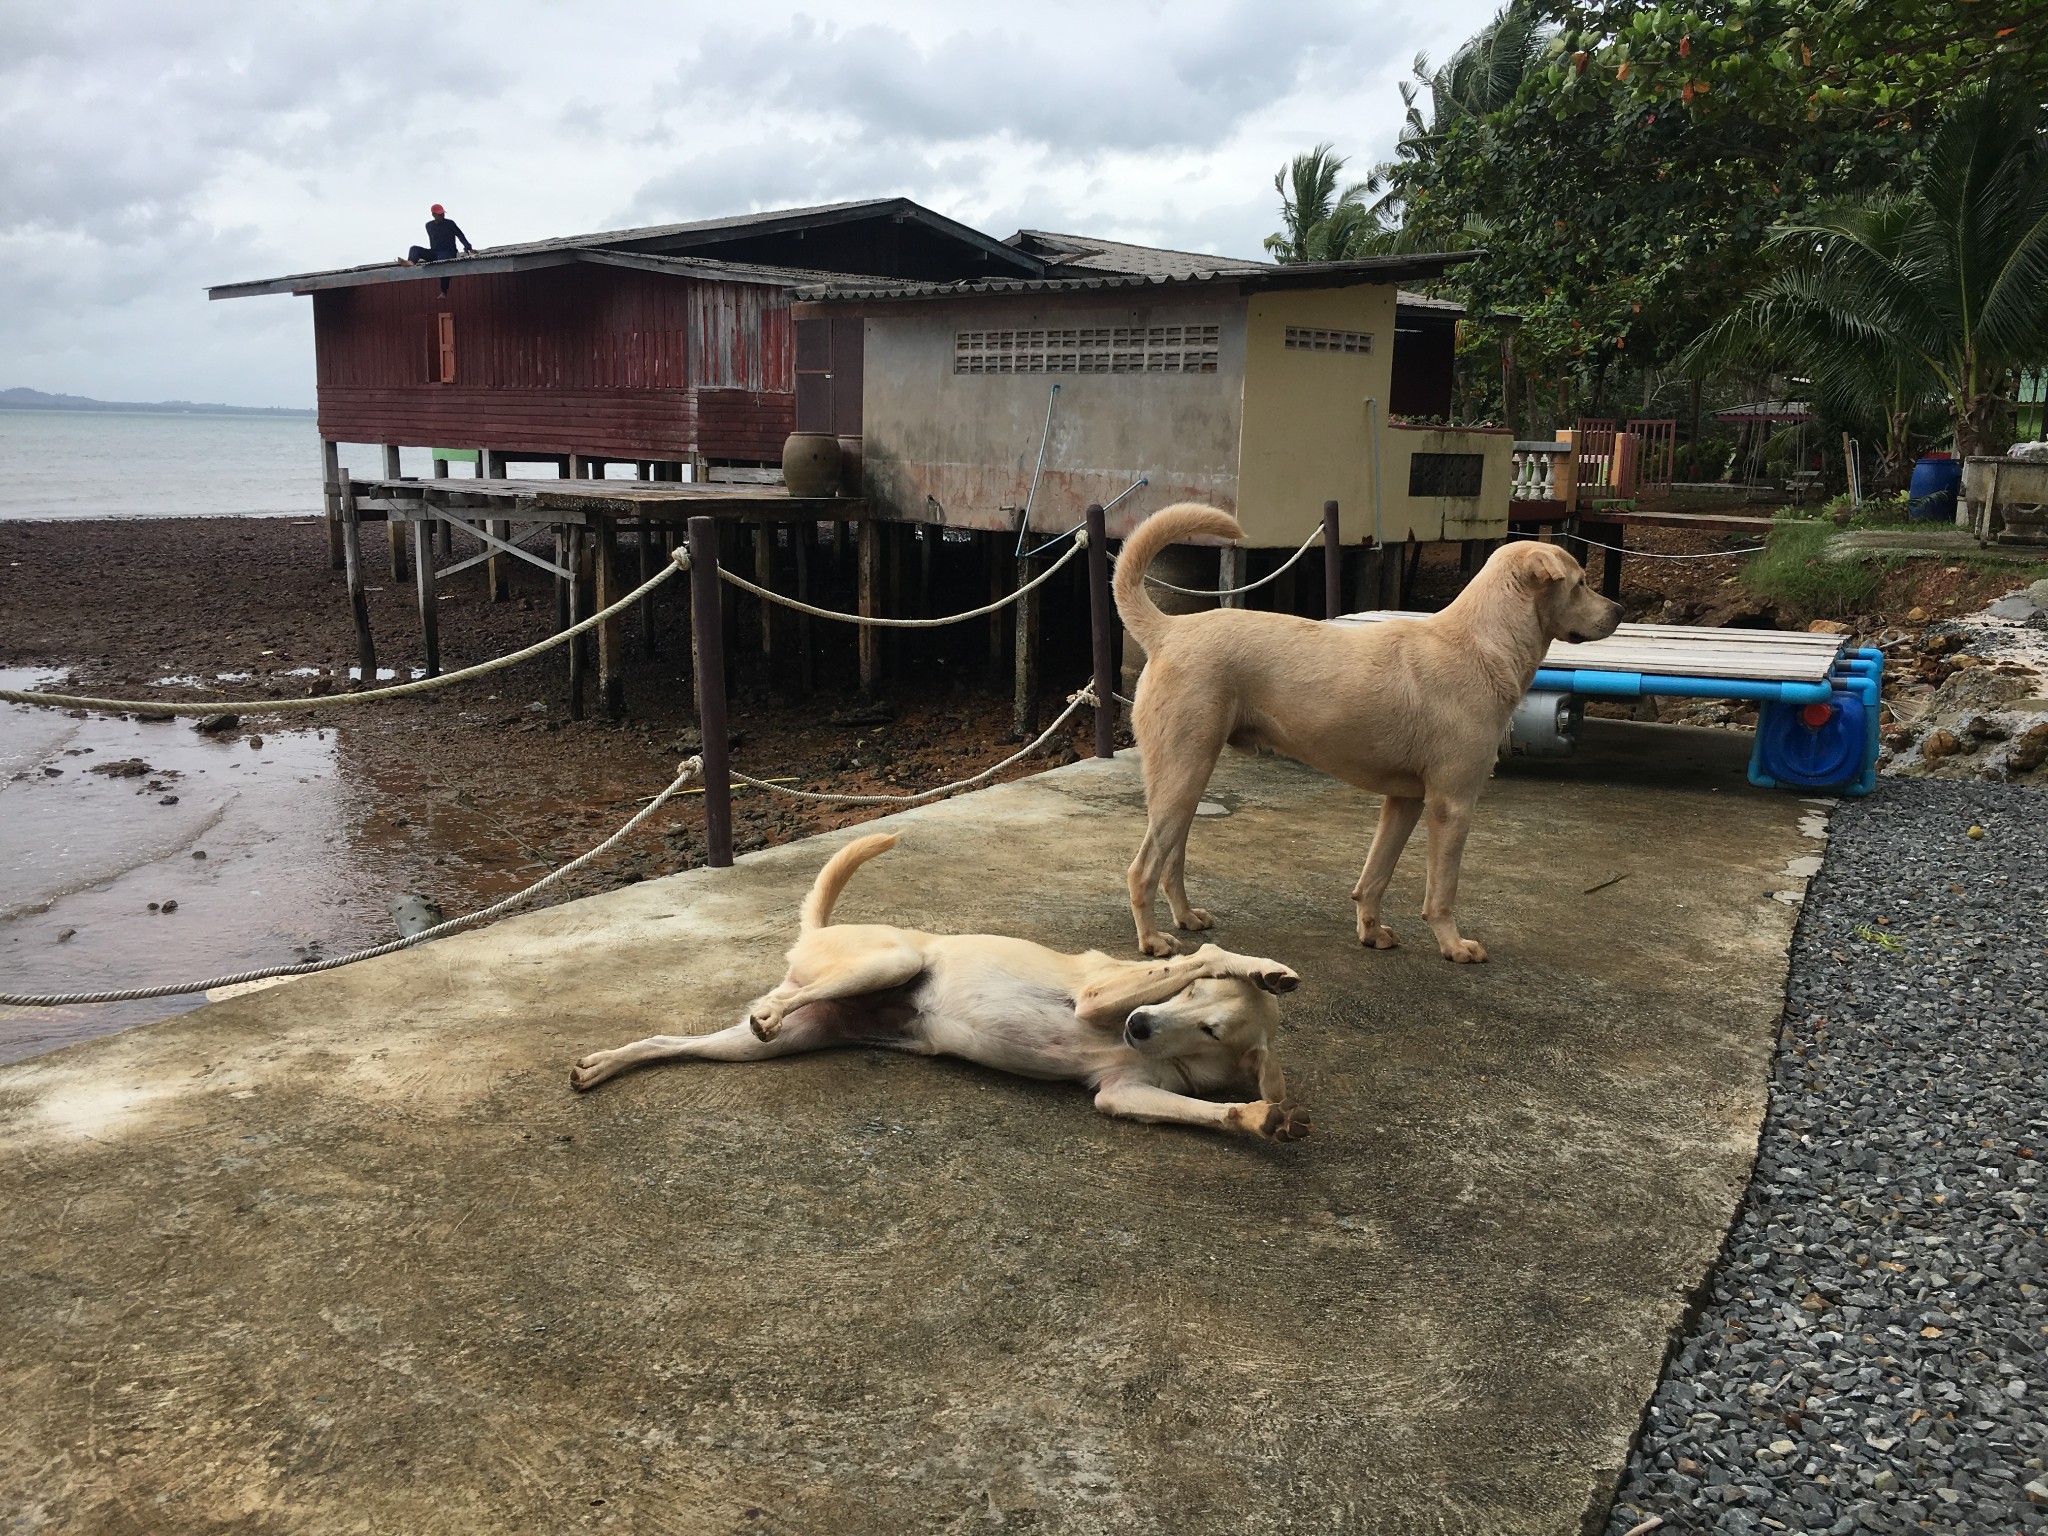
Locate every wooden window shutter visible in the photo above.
<box><xmin>437</xmin><ymin>312</ymin><xmax>457</xmax><ymax>384</ymax></box>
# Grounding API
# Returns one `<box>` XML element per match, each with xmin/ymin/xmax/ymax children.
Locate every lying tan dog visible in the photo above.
<box><xmin>570</xmin><ymin>833</ymin><xmax>1310</xmax><ymax>1140</ymax></box>
<box><xmin>1116</xmin><ymin>505</ymin><xmax>1622</xmax><ymax>962</ymax></box>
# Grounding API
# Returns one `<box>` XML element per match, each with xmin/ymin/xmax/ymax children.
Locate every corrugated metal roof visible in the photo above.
<box><xmin>1006</xmin><ymin>229</ymin><xmax>1271</xmax><ymax>279</ymax></box>
<box><xmin>791</xmin><ymin>250</ymin><xmax>1479</xmax><ymax>304</ymax></box>
<box><xmin>211</xmin><ymin>197</ymin><xmax>1042</xmax><ymax>301</ymax></box>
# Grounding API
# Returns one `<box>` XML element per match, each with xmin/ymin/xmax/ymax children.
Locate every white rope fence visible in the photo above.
<box><xmin>733</xmin><ymin>684</ymin><xmax>1101</xmax><ymax>805</ymax></box>
<box><xmin>716</xmin><ymin>532</ymin><xmax>1087</xmax><ymax>627</ymax></box>
<box><xmin>0</xmin><ymin>550</ymin><xmax>690</xmax><ymax>717</ymax></box>
<box><xmin>1509</xmin><ymin>530</ymin><xmax>1768</xmax><ymax>560</ymax></box>
<box><xmin>1140</xmin><ymin>521</ymin><xmax>1325</xmax><ymax>598</ymax></box>
<box><xmin>1</xmin><ymin>758</ymin><xmax>705</xmax><ymax>1008</ymax></box>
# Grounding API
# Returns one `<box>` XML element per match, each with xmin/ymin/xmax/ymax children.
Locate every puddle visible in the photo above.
<box><xmin>0</xmin><ymin>668</ymin><xmax>389</xmax><ymax>1065</ymax></box>
<box><xmin>347</xmin><ymin>666</ymin><xmax>427</xmax><ymax>682</ymax></box>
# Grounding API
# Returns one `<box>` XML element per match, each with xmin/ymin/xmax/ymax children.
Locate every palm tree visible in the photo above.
<box><xmin>1688</xmin><ymin>78</ymin><xmax>2048</xmax><ymax>461</ymax></box>
<box><xmin>1264</xmin><ymin>144</ymin><xmax>1376</xmax><ymax>263</ymax></box>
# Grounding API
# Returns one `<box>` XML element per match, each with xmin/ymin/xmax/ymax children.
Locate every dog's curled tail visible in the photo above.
<box><xmin>1112</xmin><ymin>503</ymin><xmax>1246</xmax><ymax>651</ymax></box>
<box><xmin>802</xmin><ymin>832</ymin><xmax>899</xmax><ymax>930</ymax></box>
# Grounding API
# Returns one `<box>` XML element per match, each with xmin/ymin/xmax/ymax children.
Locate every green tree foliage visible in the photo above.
<box><xmin>1541</xmin><ymin>0</ymin><xmax>2045</xmax><ymax>130</ymax></box>
<box><xmin>1263</xmin><ymin>143</ymin><xmax>1384</xmax><ymax>262</ymax></box>
<box><xmin>1688</xmin><ymin>80</ymin><xmax>2048</xmax><ymax>462</ymax></box>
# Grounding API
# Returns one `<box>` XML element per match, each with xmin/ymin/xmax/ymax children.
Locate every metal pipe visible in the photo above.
<box><xmin>688</xmin><ymin>516</ymin><xmax>734</xmax><ymax>868</ymax></box>
<box><xmin>1014</xmin><ymin>382</ymin><xmax>1062</xmax><ymax>556</ymax></box>
<box><xmin>1086</xmin><ymin>503</ymin><xmax>1115</xmax><ymax>759</ymax></box>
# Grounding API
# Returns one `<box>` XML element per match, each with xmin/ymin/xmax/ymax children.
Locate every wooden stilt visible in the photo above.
<box><xmin>1601</xmin><ymin>525</ymin><xmax>1625</xmax><ymax>601</ymax></box>
<box><xmin>718</xmin><ymin>520</ymin><xmax>740</xmax><ymax>687</ymax></box>
<box><xmin>382</xmin><ymin>445</ymin><xmax>406</xmax><ymax>581</ymax></box>
<box><xmin>554</xmin><ymin>527</ymin><xmax>570</xmax><ymax>633</ymax></box>
<box><xmin>1217</xmin><ymin>546</ymin><xmax>1247</xmax><ymax>609</ymax></box>
<box><xmin>1399</xmin><ymin>534</ymin><xmax>1423</xmax><ymax>609</ymax></box>
<box><xmin>596</xmin><ymin>517</ymin><xmax>624</xmax><ymax>720</ymax></box>
<box><xmin>753</xmin><ymin>522</ymin><xmax>776</xmax><ymax>658</ymax></box>
<box><xmin>857</xmin><ymin>518</ymin><xmax>881</xmax><ymax>697</ymax></box>
<box><xmin>1086</xmin><ymin>504</ymin><xmax>1115</xmax><ymax>759</ymax></box>
<box><xmin>337</xmin><ymin>469</ymin><xmax>376</xmax><ymax>683</ymax></box>
<box><xmin>987</xmin><ymin>530</ymin><xmax>1009</xmax><ymax>683</ymax></box>
<box><xmin>484</xmin><ymin>450</ymin><xmax>510</xmax><ymax>601</ymax></box>
<box><xmin>686</xmin><ymin>516</ymin><xmax>733</xmax><ymax>869</ymax></box>
<box><xmin>412</xmin><ymin>517</ymin><xmax>440</xmax><ymax>677</ymax></box>
<box><xmin>638</xmin><ymin>518</ymin><xmax>657</xmax><ymax>659</ymax></box>
<box><xmin>566</xmin><ymin>524</ymin><xmax>586</xmax><ymax>721</ymax></box>
<box><xmin>1013</xmin><ymin>541</ymin><xmax>1042</xmax><ymax>740</ymax></box>
<box><xmin>321</xmin><ymin>439</ymin><xmax>345</xmax><ymax>570</ymax></box>
<box><xmin>918</xmin><ymin>523</ymin><xmax>934</xmax><ymax>616</ymax></box>
<box><xmin>793</xmin><ymin>520</ymin><xmax>813</xmax><ymax>694</ymax></box>
<box><xmin>1323</xmin><ymin>501</ymin><xmax>1343</xmax><ymax>620</ymax></box>
<box><xmin>884</xmin><ymin>521</ymin><xmax>904</xmax><ymax>676</ymax></box>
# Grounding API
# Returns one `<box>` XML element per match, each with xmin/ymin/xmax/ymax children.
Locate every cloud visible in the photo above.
<box><xmin>0</xmin><ymin>0</ymin><xmax>1504</xmax><ymax>405</ymax></box>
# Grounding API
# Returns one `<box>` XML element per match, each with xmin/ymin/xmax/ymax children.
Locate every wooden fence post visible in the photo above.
<box><xmin>688</xmin><ymin>516</ymin><xmax>734</xmax><ymax>869</ymax></box>
<box><xmin>857</xmin><ymin>519</ymin><xmax>881</xmax><ymax>696</ymax></box>
<box><xmin>1086</xmin><ymin>504</ymin><xmax>1115</xmax><ymax>759</ymax></box>
<box><xmin>1013</xmin><ymin>538</ymin><xmax>1042</xmax><ymax>740</ymax></box>
<box><xmin>337</xmin><ymin>469</ymin><xmax>376</xmax><ymax>683</ymax></box>
<box><xmin>566</xmin><ymin>525</ymin><xmax>586</xmax><ymax>721</ymax></box>
<box><xmin>382</xmin><ymin>444</ymin><xmax>406</xmax><ymax>581</ymax></box>
<box><xmin>412</xmin><ymin>514</ymin><xmax>440</xmax><ymax>678</ymax></box>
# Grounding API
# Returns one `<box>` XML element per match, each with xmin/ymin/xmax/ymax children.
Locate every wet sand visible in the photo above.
<box><xmin>0</xmin><ymin>517</ymin><xmax>1104</xmax><ymax>1061</ymax></box>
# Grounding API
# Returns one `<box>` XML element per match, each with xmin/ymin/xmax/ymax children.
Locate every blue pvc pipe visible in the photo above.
<box><xmin>1531</xmin><ymin>668</ymin><xmax>1836</xmax><ymax>703</ymax></box>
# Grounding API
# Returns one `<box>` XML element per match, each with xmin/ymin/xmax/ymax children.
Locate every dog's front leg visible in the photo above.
<box><xmin>1092</xmin><ymin>1077</ymin><xmax>1311</xmax><ymax>1141</ymax></box>
<box><xmin>1420</xmin><ymin>795</ymin><xmax>1486</xmax><ymax>963</ymax></box>
<box><xmin>1351</xmin><ymin>795</ymin><xmax>1423</xmax><ymax>948</ymax></box>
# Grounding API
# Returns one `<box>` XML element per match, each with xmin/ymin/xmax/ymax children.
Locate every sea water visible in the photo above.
<box><xmin>0</xmin><ymin>409</ymin><xmax>479</xmax><ymax>521</ymax></box>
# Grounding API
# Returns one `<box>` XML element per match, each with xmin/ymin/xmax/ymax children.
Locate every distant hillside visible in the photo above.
<box><xmin>0</xmin><ymin>387</ymin><xmax>313</xmax><ymax>418</ymax></box>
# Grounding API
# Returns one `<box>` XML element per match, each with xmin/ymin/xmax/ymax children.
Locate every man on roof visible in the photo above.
<box><xmin>404</xmin><ymin>205</ymin><xmax>474</xmax><ymax>266</ymax></box>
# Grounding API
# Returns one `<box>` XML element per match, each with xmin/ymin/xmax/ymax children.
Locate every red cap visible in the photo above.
<box><xmin>430</xmin><ymin>204</ymin><xmax>445</xmax><ymax>217</ymax></box>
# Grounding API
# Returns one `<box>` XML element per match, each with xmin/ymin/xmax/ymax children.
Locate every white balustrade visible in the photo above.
<box><xmin>1511</xmin><ymin>442</ymin><xmax>1570</xmax><ymax>501</ymax></box>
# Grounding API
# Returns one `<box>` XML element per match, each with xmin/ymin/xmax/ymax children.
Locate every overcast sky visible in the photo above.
<box><xmin>1</xmin><ymin>0</ymin><xmax>1503</xmax><ymax>408</ymax></box>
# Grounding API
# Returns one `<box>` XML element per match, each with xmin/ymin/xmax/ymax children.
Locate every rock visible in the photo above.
<box><xmin>2026</xmin><ymin>1478</ymin><xmax>2048</xmax><ymax>1506</ymax></box>
<box><xmin>1967</xmin><ymin>825</ymin><xmax>1984</xmax><ymax>839</ymax></box>
<box><xmin>57</xmin><ymin>928</ymin><xmax>75</xmax><ymax>943</ymax></box>
<box><xmin>248</xmin><ymin>735</ymin><xmax>264</xmax><ymax>750</ymax></box>
<box><xmin>2006</xmin><ymin>722</ymin><xmax>2048</xmax><ymax>773</ymax></box>
<box><xmin>1964</xmin><ymin>715</ymin><xmax>2009</xmax><ymax>742</ymax></box>
<box><xmin>194</xmin><ymin>713</ymin><xmax>240</xmax><ymax>734</ymax></box>
<box><xmin>160</xmin><ymin>899</ymin><xmax>178</xmax><ymax>913</ymax></box>
<box><xmin>1808</xmin><ymin>619</ymin><xmax>1855</xmax><ymax>635</ymax></box>
<box><xmin>192</xmin><ymin>850</ymin><xmax>207</xmax><ymax>859</ymax></box>
<box><xmin>1921</xmin><ymin>731</ymin><xmax>1962</xmax><ymax>760</ymax></box>
<box><xmin>2029</xmin><ymin>578</ymin><xmax>2048</xmax><ymax>608</ymax></box>
<box><xmin>88</xmin><ymin>758</ymin><xmax>151</xmax><ymax>777</ymax></box>
<box><xmin>40</xmin><ymin>766</ymin><xmax>61</xmax><ymax>776</ymax></box>
<box><xmin>388</xmin><ymin>893</ymin><xmax>446</xmax><ymax>939</ymax></box>
<box><xmin>1988</xmin><ymin>595</ymin><xmax>2040</xmax><ymax>621</ymax></box>
<box><xmin>159</xmin><ymin>794</ymin><xmax>179</xmax><ymax>805</ymax></box>
<box><xmin>132</xmin><ymin>710</ymin><xmax>175</xmax><ymax>723</ymax></box>
<box><xmin>1195</xmin><ymin>800</ymin><xmax>1231</xmax><ymax>817</ymax></box>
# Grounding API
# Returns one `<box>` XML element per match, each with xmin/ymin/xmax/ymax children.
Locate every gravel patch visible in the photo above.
<box><xmin>1606</xmin><ymin>780</ymin><xmax>2048</xmax><ymax>1535</ymax></box>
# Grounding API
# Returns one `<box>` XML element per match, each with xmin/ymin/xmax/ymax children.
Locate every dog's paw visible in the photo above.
<box><xmin>748</xmin><ymin>1005</ymin><xmax>785</xmax><ymax>1041</ymax></box>
<box><xmin>1137</xmin><ymin>931</ymin><xmax>1181</xmax><ymax>958</ymax></box>
<box><xmin>1357</xmin><ymin>918</ymin><xmax>1401</xmax><ymax>949</ymax></box>
<box><xmin>1440</xmin><ymin>938</ymin><xmax>1488</xmax><ymax>963</ymax></box>
<box><xmin>1235</xmin><ymin>1099</ymin><xmax>1313</xmax><ymax>1141</ymax></box>
<box><xmin>1175</xmin><ymin>908</ymin><xmax>1216</xmax><ymax>932</ymax></box>
<box><xmin>569</xmin><ymin>1056</ymin><xmax>606</xmax><ymax>1092</ymax></box>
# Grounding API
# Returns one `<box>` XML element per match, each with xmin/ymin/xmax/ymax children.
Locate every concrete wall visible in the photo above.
<box><xmin>852</xmin><ymin>282</ymin><xmax>1509</xmax><ymax>548</ymax></box>
<box><xmin>857</xmin><ymin>294</ymin><xmax>1248</xmax><ymax>538</ymax></box>
<box><xmin>1236</xmin><ymin>286</ymin><xmax>1397</xmax><ymax>545</ymax></box>
<box><xmin>1380</xmin><ymin>424</ymin><xmax>1515</xmax><ymax>542</ymax></box>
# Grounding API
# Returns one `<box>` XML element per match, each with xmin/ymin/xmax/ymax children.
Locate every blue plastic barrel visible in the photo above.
<box><xmin>1754</xmin><ymin>694</ymin><xmax>1869</xmax><ymax>788</ymax></box>
<box><xmin>1908</xmin><ymin>453</ymin><xmax>1961</xmax><ymax>522</ymax></box>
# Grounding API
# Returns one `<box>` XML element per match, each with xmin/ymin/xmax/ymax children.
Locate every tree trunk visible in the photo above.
<box><xmin>1953</xmin><ymin>392</ymin><xmax>2010</xmax><ymax>461</ymax></box>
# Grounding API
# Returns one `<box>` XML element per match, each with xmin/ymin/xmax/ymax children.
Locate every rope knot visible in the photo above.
<box><xmin>1066</xmin><ymin>683</ymin><xmax>1099</xmax><ymax>707</ymax></box>
<box><xmin>675</xmin><ymin>754</ymin><xmax>705</xmax><ymax>786</ymax></box>
<box><xmin>671</xmin><ymin>547</ymin><xmax>693</xmax><ymax>572</ymax></box>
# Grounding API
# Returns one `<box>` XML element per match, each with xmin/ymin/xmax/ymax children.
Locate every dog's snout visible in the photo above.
<box><xmin>1124</xmin><ymin>1010</ymin><xmax>1156</xmax><ymax>1043</ymax></box>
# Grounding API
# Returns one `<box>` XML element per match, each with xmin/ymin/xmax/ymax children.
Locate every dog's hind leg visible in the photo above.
<box><xmin>570</xmin><ymin>1004</ymin><xmax>848</xmax><ymax>1092</ymax></box>
<box><xmin>1420</xmin><ymin>794</ymin><xmax>1486</xmax><ymax>963</ymax></box>
<box><xmin>748</xmin><ymin>935</ymin><xmax>924</xmax><ymax>1040</ymax></box>
<box><xmin>1127</xmin><ymin>726</ymin><xmax>1224</xmax><ymax>957</ymax></box>
<box><xmin>1351</xmin><ymin>794</ymin><xmax>1423</xmax><ymax>948</ymax></box>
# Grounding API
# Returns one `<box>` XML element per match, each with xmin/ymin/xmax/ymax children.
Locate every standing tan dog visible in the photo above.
<box><xmin>1115</xmin><ymin>505</ymin><xmax>1622</xmax><ymax>961</ymax></box>
<box><xmin>571</xmin><ymin>833</ymin><xmax>1311</xmax><ymax>1140</ymax></box>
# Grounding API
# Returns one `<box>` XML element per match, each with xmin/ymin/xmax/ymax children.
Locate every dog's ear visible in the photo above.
<box><xmin>1244</xmin><ymin>1044</ymin><xmax>1287</xmax><ymax>1103</ymax></box>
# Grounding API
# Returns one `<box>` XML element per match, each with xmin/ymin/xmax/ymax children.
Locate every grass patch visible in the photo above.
<box><xmin>1740</xmin><ymin>520</ymin><xmax>1881</xmax><ymax>615</ymax></box>
<box><xmin>1776</xmin><ymin>491</ymin><xmax>1916</xmax><ymax>529</ymax></box>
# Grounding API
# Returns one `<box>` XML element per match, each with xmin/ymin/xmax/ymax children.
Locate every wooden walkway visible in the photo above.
<box><xmin>1335</xmin><ymin>614</ymin><xmax>1845</xmax><ymax>684</ymax></box>
<box><xmin>330</xmin><ymin>474</ymin><xmax>874</xmax><ymax>720</ymax></box>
